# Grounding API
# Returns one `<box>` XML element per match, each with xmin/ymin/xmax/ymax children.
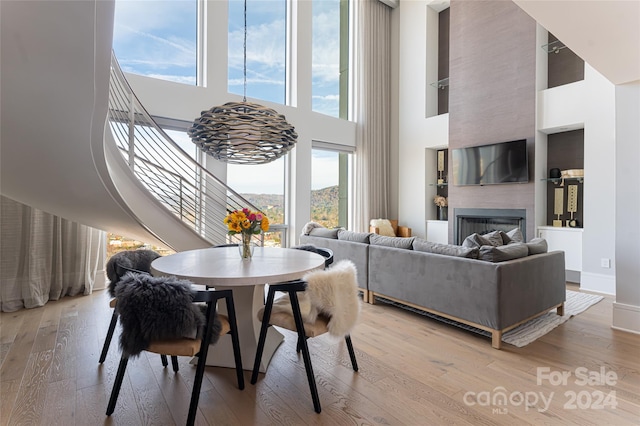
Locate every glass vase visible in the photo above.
<box><xmin>239</xmin><ymin>233</ymin><xmax>254</xmax><ymax>260</ymax></box>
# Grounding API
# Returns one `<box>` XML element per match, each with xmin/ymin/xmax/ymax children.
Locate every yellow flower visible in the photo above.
<box><xmin>260</xmin><ymin>216</ymin><xmax>270</xmax><ymax>231</ymax></box>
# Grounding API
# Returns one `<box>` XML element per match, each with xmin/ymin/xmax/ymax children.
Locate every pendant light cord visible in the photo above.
<box><xmin>243</xmin><ymin>0</ymin><xmax>247</xmax><ymax>102</ymax></box>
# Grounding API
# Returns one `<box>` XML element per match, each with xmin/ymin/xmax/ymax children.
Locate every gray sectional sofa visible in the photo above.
<box><xmin>300</xmin><ymin>227</ymin><xmax>566</xmax><ymax>349</ymax></box>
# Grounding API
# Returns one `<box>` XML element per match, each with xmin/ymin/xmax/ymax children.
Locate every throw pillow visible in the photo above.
<box><xmin>337</xmin><ymin>229</ymin><xmax>372</xmax><ymax>243</ymax></box>
<box><xmin>481</xmin><ymin>230</ymin><xmax>504</xmax><ymax>247</ymax></box>
<box><xmin>462</xmin><ymin>233</ymin><xmax>490</xmax><ymax>248</ymax></box>
<box><xmin>501</xmin><ymin>227</ymin><xmax>524</xmax><ymax>244</ymax></box>
<box><xmin>412</xmin><ymin>238</ymin><xmax>478</xmax><ymax>258</ymax></box>
<box><xmin>309</xmin><ymin>227</ymin><xmax>340</xmax><ymax>239</ymax></box>
<box><xmin>369</xmin><ymin>219</ymin><xmax>396</xmax><ymax>237</ymax></box>
<box><xmin>526</xmin><ymin>238</ymin><xmax>548</xmax><ymax>255</ymax></box>
<box><xmin>369</xmin><ymin>234</ymin><xmax>415</xmax><ymax>249</ymax></box>
<box><xmin>478</xmin><ymin>243</ymin><xmax>529</xmax><ymax>262</ymax></box>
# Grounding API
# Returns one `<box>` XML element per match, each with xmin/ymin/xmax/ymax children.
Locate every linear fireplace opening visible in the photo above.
<box><xmin>454</xmin><ymin>208</ymin><xmax>526</xmax><ymax>245</ymax></box>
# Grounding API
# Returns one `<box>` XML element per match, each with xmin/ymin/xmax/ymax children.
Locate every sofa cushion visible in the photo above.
<box><xmin>369</xmin><ymin>234</ymin><xmax>414</xmax><ymax>249</ymax></box>
<box><xmin>501</xmin><ymin>228</ymin><xmax>524</xmax><ymax>244</ymax></box>
<box><xmin>526</xmin><ymin>238</ymin><xmax>548</xmax><ymax>255</ymax></box>
<box><xmin>337</xmin><ymin>229</ymin><xmax>371</xmax><ymax>243</ymax></box>
<box><xmin>309</xmin><ymin>227</ymin><xmax>340</xmax><ymax>239</ymax></box>
<box><xmin>412</xmin><ymin>239</ymin><xmax>479</xmax><ymax>258</ymax></box>
<box><xmin>478</xmin><ymin>243</ymin><xmax>529</xmax><ymax>262</ymax></box>
<box><xmin>370</xmin><ymin>219</ymin><xmax>396</xmax><ymax>237</ymax></box>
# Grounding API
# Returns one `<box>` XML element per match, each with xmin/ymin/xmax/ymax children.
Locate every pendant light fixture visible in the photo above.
<box><xmin>188</xmin><ymin>0</ymin><xmax>297</xmax><ymax>164</ymax></box>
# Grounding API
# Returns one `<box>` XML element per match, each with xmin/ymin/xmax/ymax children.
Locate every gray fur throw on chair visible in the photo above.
<box><xmin>115</xmin><ymin>273</ymin><xmax>221</xmax><ymax>357</ymax></box>
<box><xmin>106</xmin><ymin>249</ymin><xmax>161</xmax><ymax>297</ymax></box>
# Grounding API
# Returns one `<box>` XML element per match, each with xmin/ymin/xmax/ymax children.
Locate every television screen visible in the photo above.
<box><xmin>452</xmin><ymin>139</ymin><xmax>529</xmax><ymax>186</ymax></box>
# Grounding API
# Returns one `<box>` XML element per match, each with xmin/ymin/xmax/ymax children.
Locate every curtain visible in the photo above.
<box><xmin>354</xmin><ymin>0</ymin><xmax>392</xmax><ymax>231</ymax></box>
<box><xmin>1</xmin><ymin>196</ymin><xmax>106</xmax><ymax>312</ymax></box>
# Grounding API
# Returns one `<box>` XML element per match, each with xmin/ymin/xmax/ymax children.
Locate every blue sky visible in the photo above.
<box><xmin>112</xmin><ymin>0</ymin><xmax>342</xmax><ymax>194</ymax></box>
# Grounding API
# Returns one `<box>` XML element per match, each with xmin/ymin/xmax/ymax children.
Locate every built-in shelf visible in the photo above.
<box><xmin>429</xmin><ymin>77</ymin><xmax>449</xmax><ymax>90</ymax></box>
<box><xmin>541</xmin><ymin>40</ymin><xmax>567</xmax><ymax>54</ymax></box>
<box><xmin>541</xmin><ymin>177</ymin><xmax>584</xmax><ymax>184</ymax></box>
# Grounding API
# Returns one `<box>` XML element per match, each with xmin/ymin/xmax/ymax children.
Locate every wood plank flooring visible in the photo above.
<box><xmin>1</xmin><ymin>284</ymin><xmax>638</xmax><ymax>425</ymax></box>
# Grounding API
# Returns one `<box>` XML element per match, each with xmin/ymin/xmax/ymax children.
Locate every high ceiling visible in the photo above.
<box><xmin>514</xmin><ymin>0</ymin><xmax>640</xmax><ymax>85</ymax></box>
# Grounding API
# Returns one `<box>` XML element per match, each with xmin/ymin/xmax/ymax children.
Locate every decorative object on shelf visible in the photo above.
<box><xmin>434</xmin><ymin>195</ymin><xmax>448</xmax><ymax>221</ymax></box>
<box><xmin>566</xmin><ymin>185</ymin><xmax>579</xmax><ymax>227</ymax></box>
<box><xmin>553</xmin><ymin>188</ymin><xmax>564</xmax><ymax>227</ymax></box>
<box><xmin>188</xmin><ymin>0</ymin><xmax>297</xmax><ymax>164</ymax></box>
<box><xmin>223</xmin><ymin>208</ymin><xmax>269</xmax><ymax>260</ymax></box>
<box><xmin>437</xmin><ymin>150</ymin><xmax>445</xmax><ymax>184</ymax></box>
<box><xmin>549</xmin><ymin>168</ymin><xmax>561</xmax><ymax>179</ymax></box>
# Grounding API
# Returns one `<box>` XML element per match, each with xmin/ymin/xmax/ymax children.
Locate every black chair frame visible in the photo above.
<box><xmin>106</xmin><ymin>288</ymin><xmax>244</xmax><ymax>426</ymax></box>
<box><xmin>250</xmin><ymin>279</ymin><xmax>358</xmax><ymax>413</ymax></box>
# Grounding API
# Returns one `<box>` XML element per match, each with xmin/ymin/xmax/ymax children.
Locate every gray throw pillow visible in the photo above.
<box><xmin>482</xmin><ymin>230</ymin><xmax>504</xmax><ymax>247</ymax></box>
<box><xmin>478</xmin><ymin>243</ymin><xmax>529</xmax><ymax>262</ymax></box>
<box><xmin>501</xmin><ymin>227</ymin><xmax>524</xmax><ymax>244</ymax></box>
<box><xmin>309</xmin><ymin>227</ymin><xmax>340</xmax><ymax>239</ymax></box>
<box><xmin>462</xmin><ymin>233</ymin><xmax>489</xmax><ymax>248</ymax></box>
<box><xmin>337</xmin><ymin>229</ymin><xmax>372</xmax><ymax>243</ymax></box>
<box><xmin>526</xmin><ymin>238</ymin><xmax>548</xmax><ymax>255</ymax></box>
<box><xmin>369</xmin><ymin>234</ymin><xmax>415</xmax><ymax>249</ymax></box>
<box><xmin>412</xmin><ymin>238</ymin><xmax>478</xmax><ymax>258</ymax></box>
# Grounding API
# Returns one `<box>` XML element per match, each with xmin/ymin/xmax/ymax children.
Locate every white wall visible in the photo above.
<box><xmin>613</xmin><ymin>80</ymin><xmax>640</xmax><ymax>333</ymax></box>
<box><xmin>397</xmin><ymin>0</ymin><xmax>449</xmax><ymax>238</ymax></box>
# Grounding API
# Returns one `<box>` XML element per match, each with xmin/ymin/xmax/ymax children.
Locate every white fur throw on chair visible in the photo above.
<box><xmin>264</xmin><ymin>260</ymin><xmax>360</xmax><ymax>337</ymax></box>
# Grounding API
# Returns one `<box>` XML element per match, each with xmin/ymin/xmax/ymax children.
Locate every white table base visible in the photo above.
<box><xmin>202</xmin><ymin>283</ymin><xmax>283</xmax><ymax>373</ymax></box>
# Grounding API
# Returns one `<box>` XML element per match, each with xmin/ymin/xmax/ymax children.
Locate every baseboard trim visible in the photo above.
<box><xmin>612</xmin><ymin>302</ymin><xmax>640</xmax><ymax>334</ymax></box>
<box><xmin>580</xmin><ymin>272</ymin><xmax>615</xmax><ymax>295</ymax></box>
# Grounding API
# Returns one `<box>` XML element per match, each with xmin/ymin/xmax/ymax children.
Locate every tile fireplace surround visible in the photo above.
<box><xmin>454</xmin><ymin>208</ymin><xmax>526</xmax><ymax>244</ymax></box>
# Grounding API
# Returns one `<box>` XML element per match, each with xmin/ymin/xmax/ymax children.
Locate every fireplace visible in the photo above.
<box><xmin>454</xmin><ymin>208</ymin><xmax>526</xmax><ymax>245</ymax></box>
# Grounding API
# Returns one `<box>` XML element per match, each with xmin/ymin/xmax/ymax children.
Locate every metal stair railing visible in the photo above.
<box><xmin>107</xmin><ymin>52</ymin><xmax>265</xmax><ymax>246</ymax></box>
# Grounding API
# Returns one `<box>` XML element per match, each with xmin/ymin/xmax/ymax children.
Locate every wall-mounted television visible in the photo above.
<box><xmin>452</xmin><ymin>139</ymin><xmax>529</xmax><ymax>186</ymax></box>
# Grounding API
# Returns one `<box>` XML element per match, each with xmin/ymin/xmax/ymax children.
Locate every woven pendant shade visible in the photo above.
<box><xmin>188</xmin><ymin>101</ymin><xmax>297</xmax><ymax>165</ymax></box>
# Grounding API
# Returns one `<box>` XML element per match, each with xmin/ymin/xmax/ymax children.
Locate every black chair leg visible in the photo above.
<box><xmin>225</xmin><ymin>295</ymin><xmax>245</xmax><ymax>390</ymax></box>
<box><xmin>106</xmin><ymin>355</ymin><xmax>129</xmax><ymax>415</ymax></box>
<box><xmin>161</xmin><ymin>354</ymin><xmax>168</xmax><ymax>367</ymax></box>
<box><xmin>289</xmin><ymin>291</ymin><xmax>321</xmax><ymax>413</ymax></box>
<box><xmin>99</xmin><ymin>310</ymin><xmax>119</xmax><ymax>363</ymax></box>
<box><xmin>171</xmin><ymin>356</ymin><xmax>179</xmax><ymax>372</ymax></box>
<box><xmin>251</xmin><ymin>288</ymin><xmax>277</xmax><ymax>384</ymax></box>
<box><xmin>345</xmin><ymin>335</ymin><xmax>358</xmax><ymax>372</ymax></box>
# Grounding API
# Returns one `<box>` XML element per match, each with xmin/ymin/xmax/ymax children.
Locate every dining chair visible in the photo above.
<box><xmin>100</xmin><ymin>249</ymin><xmax>160</xmax><ymax>363</ymax></box>
<box><xmin>292</xmin><ymin>244</ymin><xmax>334</xmax><ymax>268</ymax></box>
<box><xmin>106</xmin><ymin>273</ymin><xmax>244</xmax><ymax>426</ymax></box>
<box><xmin>251</xmin><ymin>260</ymin><xmax>360</xmax><ymax>413</ymax></box>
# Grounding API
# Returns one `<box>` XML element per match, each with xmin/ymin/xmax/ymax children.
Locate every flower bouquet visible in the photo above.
<box><xmin>223</xmin><ymin>208</ymin><xmax>269</xmax><ymax>259</ymax></box>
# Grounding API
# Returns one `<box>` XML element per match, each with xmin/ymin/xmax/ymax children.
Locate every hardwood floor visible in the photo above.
<box><xmin>1</xmin><ymin>285</ymin><xmax>638</xmax><ymax>425</ymax></box>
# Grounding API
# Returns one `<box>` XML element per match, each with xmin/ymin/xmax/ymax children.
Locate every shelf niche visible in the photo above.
<box><xmin>546</xmin><ymin>129</ymin><xmax>584</xmax><ymax>228</ymax></box>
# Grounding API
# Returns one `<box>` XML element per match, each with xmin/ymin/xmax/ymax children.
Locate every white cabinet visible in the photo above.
<box><xmin>426</xmin><ymin>220</ymin><xmax>448</xmax><ymax>244</ymax></box>
<box><xmin>538</xmin><ymin>226</ymin><xmax>583</xmax><ymax>272</ymax></box>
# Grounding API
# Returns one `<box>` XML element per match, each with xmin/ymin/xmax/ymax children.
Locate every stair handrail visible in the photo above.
<box><xmin>107</xmin><ymin>51</ymin><xmax>265</xmax><ymax>246</ymax></box>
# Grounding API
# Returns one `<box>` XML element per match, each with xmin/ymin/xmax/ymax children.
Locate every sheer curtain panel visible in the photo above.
<box><xmin>1</xmin><ymin>196</ymin><xmax>106</xmax><ymax>312</ymax></box>
<box><xmin>354</xmin><ymin>0</ymin><xmax>392</xmax><ymax>231</ymax></box>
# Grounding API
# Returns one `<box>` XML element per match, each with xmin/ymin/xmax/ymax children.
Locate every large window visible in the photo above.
<box><xmin>227</xmin><ymin>157</ymin><xmax>286</xmax><ymax>246</ymax></box>
<box><xmin>312</xmin><ymin>0</ymin><xmax>348</xmax><ymax>118</ymax></box>
<box><xmin>112</xmin><ymin>0</ymin><xmax>197</xmax><ymax>85</ymax></box>
<box><xmin>228</xmin><ymin>0</ymin><xmax>286</xmax><ymax>104</ymax></box>
<box><xmin>311</xmin><ymin>147</ymin><xmax>352</xmax><ymax>228</ymax></box>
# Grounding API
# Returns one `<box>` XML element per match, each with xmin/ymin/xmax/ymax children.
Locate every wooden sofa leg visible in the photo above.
<box><xmin>491</xmin><ymin>330</ymin><xmax>502</xmax><ymax>349</ymax></box>
<box><xmin>368</xmin><ymin>292</ymin><xmax>376</xmax><ymax>305</ymax></box>
<box><xmin>557</xmin><ymin>303</ymin><xmax>565</xmax><ymax>316</ymax></box>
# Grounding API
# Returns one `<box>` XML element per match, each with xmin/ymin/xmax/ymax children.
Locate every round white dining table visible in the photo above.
<box><xmin>150</xmin><ymin>246</ymin><xmax>325</xmax><ymax>372</ymax></box>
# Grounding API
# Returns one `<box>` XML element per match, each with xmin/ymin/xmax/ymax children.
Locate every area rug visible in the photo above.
<box><xmin>375</xmin><ymin>290</ymin><xmax>604</xmax><ymax>348</ymax></box>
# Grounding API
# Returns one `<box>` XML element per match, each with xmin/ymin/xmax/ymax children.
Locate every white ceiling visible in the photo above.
<box><xmin>514</xmin><ymin>0</ymin><xmax>640</xmax><ymax>85</ymax></box>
